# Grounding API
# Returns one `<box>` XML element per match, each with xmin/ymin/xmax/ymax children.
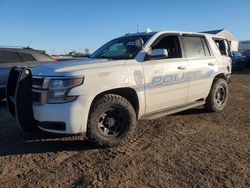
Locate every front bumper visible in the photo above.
<box><xmin>34</xmin><ymin>96</ymin><xmax>86</xmax><ymax>134</ymax></box>
<box><xmin>6</xmin><ymin>67</ymin><xmax>91</xmax><ymax>134</ymax></box>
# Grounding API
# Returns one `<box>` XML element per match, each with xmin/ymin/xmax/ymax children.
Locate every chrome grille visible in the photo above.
<box><xmin>32</xmin><ymin>91</ymin><xmax>41</xmax><ymax>103</ymax></box>
<box><xmin>32</xmin><ymin>77</ymin><xmax>44</xmax><ymax>88</ymax></box>
<box><xmin>32</xmin><ymin>77</ymin><xmax>45</xmax><ymax>105</ymax></box>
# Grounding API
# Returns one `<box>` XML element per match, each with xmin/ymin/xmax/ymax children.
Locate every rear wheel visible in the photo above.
<box><xmin>0</xmin><ymin>88</ymin><xmax>5</xmax><ymax>101</ymax></box>
<box><xmin>87</xmin><ymin>94</ymin><xmax>136</xmax><ymax>147</ymax></box>
<box><xmin>0</xmin><ymin>95</ymin><xmax>4</xmax><ymax>101</ymax></box>
<box><xmin>240</xmin><ymin>61</ymin><xmax>245</xmax><ymax>71</ymax></box>
<box><xmin>205</xmin><ymin>78</ymin><xmax>228</xmax><ymax>112</ymax></box>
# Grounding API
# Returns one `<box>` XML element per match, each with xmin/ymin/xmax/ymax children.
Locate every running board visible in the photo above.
<box><xmin>142</xmin><ymin>101</ymin><xmax>205</xmax><ymax>120</ymax></box>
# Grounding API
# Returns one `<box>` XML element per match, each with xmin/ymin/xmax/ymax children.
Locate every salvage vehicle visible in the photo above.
<box><xmin>7</xmin><ymin>30</ymin><xmax>231</xmax><ymax>147</ymax></box>
<box><xmin>0</xmin><ymin>47</ymin><xmax>55</xmax><ymax>100</ymax></box>
<box><xmin>231</xmin><ymin>51</ymin><xmax>246</xmax><ymax>71</ymax></box>
<box><xmin>242</xmin><ymin>49</ymin><xmax>250</xmax><ymax>67</ymax></box>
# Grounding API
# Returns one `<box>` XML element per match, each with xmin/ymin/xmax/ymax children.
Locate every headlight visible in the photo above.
<box><xmin>47</xmin><ymin>77</ymin><xmax>84</xmax><ymax>103</ymax></box>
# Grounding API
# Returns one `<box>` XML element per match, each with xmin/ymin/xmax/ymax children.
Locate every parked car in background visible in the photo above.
<box><xmin>231</xmin><ymin>51</ymin><xmax>246</xmax><ymax>71</ymax></box>
<box><xmin>242</xmin><ymin>49</ymin><xmax>250</xmax><ymax>67</ymax></box>
<box><xmin>0</xmin><ymin>47</ymin><xmax>55</xmax><ymax>100</ymax></box>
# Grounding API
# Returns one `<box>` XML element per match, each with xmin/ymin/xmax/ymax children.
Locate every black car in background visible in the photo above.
<box><xmin>0</xmin><ymin>47</ymin><xmax>55</xmax><ymax>100</ymax></box>
<box><xmin>242</xmin><ymin>50</ymin><xmax>250</xmax><ymax>67</ymax></box>
<box><xmin>231</xmin><ymin>51</ymin><xmax>246</xmax><ymax>71</ymax></box>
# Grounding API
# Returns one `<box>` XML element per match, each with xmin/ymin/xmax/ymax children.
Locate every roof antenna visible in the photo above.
<box><xmin>27</xmin><ymin>40</ymin><xmax>32</xmax><ymax>48</ymax></box>
<box><xmin>137</xmin><ymin>24</ymin><xmax>139</xmax><ymax>33</ymax></box>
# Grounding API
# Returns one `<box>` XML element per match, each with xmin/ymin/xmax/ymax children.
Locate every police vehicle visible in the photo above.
<box><xmin>7</xmin><ymin>30</ymin><xmax>231</xmax><ymax>147</ymax></box>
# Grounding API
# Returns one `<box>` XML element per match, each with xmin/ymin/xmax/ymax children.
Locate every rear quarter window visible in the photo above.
<box><xmin>213</xmin><ymin>39</ymin><xmax>230</xmax><ymax>56</ymax></box>
<box><xmin>34</xmin><ymin>52</ymin><xmax>53</xmax><ymax>61</ymax></box>
<box><xmin>20</xmin><ymin>53</ymin><xmax>36</xmax><ymax>61</ymax></box>
<box><xmin>0</xmin><ymin>51</ymin><xmax>24</xmax><ymax>64</ymax></box>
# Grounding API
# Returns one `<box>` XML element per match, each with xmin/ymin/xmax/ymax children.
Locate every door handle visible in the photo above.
<box><xmin>177</xmin><ymin>66</ymin><xmax>187</xmax><ymax>70</ymax></box>
<box><xmin>208</xmin><ymin>62</ymin><xmax>215</xmax><ymax>66</ymax></box>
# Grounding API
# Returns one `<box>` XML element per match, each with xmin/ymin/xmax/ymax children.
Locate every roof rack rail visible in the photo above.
<box><xmin>0</xmin><ymin>45</ymin><xmax>25</xmax><ymax>49</ymax></box>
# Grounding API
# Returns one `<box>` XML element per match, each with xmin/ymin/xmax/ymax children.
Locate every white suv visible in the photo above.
<box><xmin>7</xmin><ymin>31</ymin><xmax>231</xmax><ymax>147</ymax></box>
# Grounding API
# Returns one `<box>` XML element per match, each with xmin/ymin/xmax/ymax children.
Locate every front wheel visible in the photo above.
<box><xmin>205</xmin><ymin>78</ymin><xmax>229</xmax><ymax>112</ymax></box>
<box><xmin>87</xmin><ymin>94</ymin><xmax>136</xmax><ymax>147</ymax></box>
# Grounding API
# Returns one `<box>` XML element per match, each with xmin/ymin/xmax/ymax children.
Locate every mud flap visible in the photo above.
<box><xmin>7</xmin><ymin>67</ymin><xmax>38</xmax><ymax>132</ymax></box>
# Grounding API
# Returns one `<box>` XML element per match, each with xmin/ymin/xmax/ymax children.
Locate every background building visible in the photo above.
<box><xmin>201</xmin><ymin>29</ymin><xmax>239</xmax><ymax>51</ymax></box>
<box><xmin>239</xmin><ymin>40</ymin><xmax>250</xmax><ymax>53</ymax></box>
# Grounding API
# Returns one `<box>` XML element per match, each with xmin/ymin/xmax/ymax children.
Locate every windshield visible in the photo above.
<box><xmin>233</xmin><ymin>51</ymin><xmax>241</xmax><ymax>57</ymax></box>
<box><xmin>91</xmin><ymin>35</ymin><xmax>153</xmax><ymax>60</ymax></box>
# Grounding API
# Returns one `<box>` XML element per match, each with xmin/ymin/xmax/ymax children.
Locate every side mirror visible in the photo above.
<box><xmin>148</xmin><ymin>49</ymin><xmax>168</xmax><ymax>59</ymax></box>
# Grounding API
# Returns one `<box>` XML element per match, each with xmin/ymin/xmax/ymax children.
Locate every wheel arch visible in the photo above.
<box><xmin>90</xmin><ymin>87</ymin><xmax>140</xmax><ymax>119</ymax></box>
<box><xmin>205</xmin><ymin>73</ymin><xmax>229</xmax><ymax>100</ymax></box>
<box><xmin>214</xmin><ymin>73</ymin><xmax>227</xmax><ymax>79</ymax></box>
<box><xmin>213</xmin><ymin>73</ymin><xmax>228</xmax><ymax>82</ymax></box>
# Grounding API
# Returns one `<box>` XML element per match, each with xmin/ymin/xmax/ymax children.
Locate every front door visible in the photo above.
<box><xmin>142</xmin><ymin>35</ymin><xmax>189</xmax><ymax>114</ymax></box>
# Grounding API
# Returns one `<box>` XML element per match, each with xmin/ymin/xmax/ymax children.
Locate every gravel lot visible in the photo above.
<box><xmin>0</xmin><ymin>70</ymin><xmax>249</xmax><ymax>187</ymax></box>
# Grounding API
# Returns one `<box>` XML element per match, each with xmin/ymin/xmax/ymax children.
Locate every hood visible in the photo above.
<box><xmin>31</xmin><ymin>58</ymin><xmax>126</xmax><ymax>76</ymax></box>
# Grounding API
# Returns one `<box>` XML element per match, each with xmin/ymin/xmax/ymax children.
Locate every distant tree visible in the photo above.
<box><xmin>84</xmin><ymin>48</ymin><xmax>90</xmax><ymax>54</ymax></box>
<box><xmin>68</xmin><ymin>50</ymin><xmax>77</xmax><ymax>55</ymax></box>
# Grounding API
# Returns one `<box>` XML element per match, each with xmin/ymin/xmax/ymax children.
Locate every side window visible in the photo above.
<box><xmin>19</xmin><ymin>53</ymin><xmax>36</xmax><ymax>61</ymax></box>
<box><xmin>182</xmin><ymin>36</ymin><xmax>208</xmax><ymax>57</ymax></box>
<box><xmin>0</xmin><ymin>51</ymin><xmax>24</xmax><ymax>64</ymax></box>
<box><xmin>214</xmin><ymin>39</ymin><xmax>229</xmax><ymax>56</ymax></box>
<box><xmin>151</xmin><ymin>35</ymin><xmax>182</xmax><ymax>58</ymax></box>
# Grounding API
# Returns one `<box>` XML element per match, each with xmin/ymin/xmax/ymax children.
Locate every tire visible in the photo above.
<box><xmin>0</xmin><ymin>95</ymin><xmax>4</xmax><ymax>101</ymax></box>
<box><xmin>0</xmin><ymin>88</ymin><xmax>5</xmax><ymax>101</ymax></box>
<box><xmin>239</xmin><ymin>62</ymin><xmax>244</xmax><ymax>71</ymax></box>
<box><xmin>87</xmin><ymin>94</ymin><xmax>136</xmax><ymax>147</ymax></box>
<box><xmin>205</xmin><ymin>78</ymin><xmax>229</xmax><ymax>112</ymax></box>
<box><xmin>241</xmin><ymin>62</ymin><xmax>245</xmax><ymax>71</ymax></box>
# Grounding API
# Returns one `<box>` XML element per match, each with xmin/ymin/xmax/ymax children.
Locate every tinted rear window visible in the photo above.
<box><xmin>0</xmin><ymin>51</ymin><xmax>24</xmax><ymax>64</ymax></box>
<box><xmin>33</xmin><ymin>52</ymin><xmax>54</xmax><ymax>61</ymax></box>
<box><xmin>20</xmin><ymin>52</ymin><xmax>36</xmax><ymax>61</ymax></box>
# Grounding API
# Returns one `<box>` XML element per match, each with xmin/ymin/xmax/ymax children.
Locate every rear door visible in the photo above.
<box><xmin>142</xmin><ymin>34</ymin><xmax>189</xmax><ymax>114</ymax></box>
<box><xmin>182</xmin><ymin>35</ymin><xmax>216</xmax><ymax>102</ymax></box>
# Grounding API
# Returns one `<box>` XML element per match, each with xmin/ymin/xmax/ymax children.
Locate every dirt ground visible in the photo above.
<box><xmin>0</xmin><ymin>70</ymin><xmax>249</xmax><ymax>188</ymax></box>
